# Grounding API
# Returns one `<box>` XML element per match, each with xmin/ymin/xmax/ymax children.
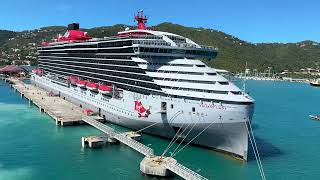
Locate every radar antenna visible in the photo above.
<box><xmin>135</xmin><ymin>10</ymin><xmax>148</xmax><ymax>30</ymax></box>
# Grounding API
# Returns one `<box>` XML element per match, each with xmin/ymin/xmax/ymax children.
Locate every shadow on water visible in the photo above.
<box><xmin>247</xmin><ymin>136</ymin><xmax>284</xmax><ymax>162</ymax></box>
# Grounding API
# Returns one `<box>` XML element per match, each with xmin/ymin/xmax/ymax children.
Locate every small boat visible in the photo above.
<box><xmin>310</xmin><ymin>78</ymin><xmax>320</xmax><ymax>87</ymax></box>
<box><xmin>98</xmin><ymin>84</ymin><xmax>112</xmax><ymax>94</ymax></box>
<box><xmin>309</xmin><ymin>115</ymin><xmax>320</xmax><ymax>121</ymax></box>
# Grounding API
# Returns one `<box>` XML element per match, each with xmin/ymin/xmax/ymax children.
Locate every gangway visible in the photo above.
<box><xmin>82</xmin><ymin>116</ymin><xmax>115</xmax><ymax>135</ymax></box>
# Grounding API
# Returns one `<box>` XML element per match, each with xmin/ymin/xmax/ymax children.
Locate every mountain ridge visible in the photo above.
<box><xmin>0</xmin><ymin>22</ymin><xmax>319</xmax><ymax>72</ymax></box>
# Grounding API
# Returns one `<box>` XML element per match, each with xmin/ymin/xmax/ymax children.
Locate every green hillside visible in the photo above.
<box><xmin>0</xmin><ymin>23</ymin><xmax>319</xmax><ymax>72</ymax></box>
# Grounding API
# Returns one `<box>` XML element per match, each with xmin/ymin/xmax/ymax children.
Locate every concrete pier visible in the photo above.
<box><xmin>81</xmin><ymin>135</ymin><xmax>119</xmax><ymax>147</ymax></box>
<box><xmin>7</xmin><ymin>78</ymin><xmax>105</xmax><ymax>126</ymax></box>
<box><xmin>107</xmin><ymin>137</ymin><xmax>119</xmax><ymax>144</ymax></box>
<box><xmin>122</xmin><ymin>131</ymin><xmax>142</xmax><ymax>141</ymax></box>
<box><xmin>140</xmin><ymin>156</ymin><xmax>174</xmax><ymax>177</ymax></box>
<box><xmin>82</xmin><ymin>136</ymin><xmax>108</xmax><ymax>148</ymax></box>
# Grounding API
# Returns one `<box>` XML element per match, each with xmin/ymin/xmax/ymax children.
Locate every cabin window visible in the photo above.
<box><xmin>171</xmin><ymin>104</ymin><xmax>174</xmax><ymax>109</ymax></box>
<box><xmin>218</xmin><ymin>81</ymin><xmax>229</xmax><ymax>85</ymax></box>
<box><xmin>192</xmin><ymin>107</ymin><xmax>195</xmax><ymax>112</ymax></box>
<box><xmin>196</xmin><ymin>65</ymin><xmax>205</xmax><ymax>67</ymax></box>
<box><xmin>231</xmin><ymin>91</ymin><xmax>242</xmax><ymax>95</ymax></box>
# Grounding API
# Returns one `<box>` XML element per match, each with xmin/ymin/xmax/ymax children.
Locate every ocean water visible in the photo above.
<box><xmin>0</xmin><ymin>80</ymin><xmax>319</xmax><ymax>180</ymax></box>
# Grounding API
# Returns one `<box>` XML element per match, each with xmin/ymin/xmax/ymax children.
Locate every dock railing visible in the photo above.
<box><xmin>165</xmin><ymin>157</ymin><xmax>208</xmax><ymax>180</ymax></box>
<box><xmin>82</xmin><ymin>116</ymin><xmax>115</xmax><ymax>136</ymax></box>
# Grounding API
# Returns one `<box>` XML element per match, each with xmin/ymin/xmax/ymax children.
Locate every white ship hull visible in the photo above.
<box><xmin>32</xmin><ymin>75</ymin><xmax>253</xmax><ymax>160</ymax></box>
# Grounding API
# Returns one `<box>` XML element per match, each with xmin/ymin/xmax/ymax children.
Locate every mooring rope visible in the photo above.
<box><xmin>135</xmin><ymin>121</ymin><xmax>159</xmax><ymax>133</ymax></box>
<box><xmin>247</xmin><ymin>118</ymin><xmax>266</xmax><ymax>180</ymax></box>
<box><xmin>136</xmin><ymin>110</ymin><xmax>181</xmax><ymax>134</ymax></box>
<box><xmin>245</xmin><ymin>118</ymin><xmax>266</xmax><ymax>180</ymax></box>
<box><xmin>171</xmin><ymin>115</ymin><xmax>201</xmax><ymax>156</ymax></box>
<box><xmin>162</xmin><ymin>120</ymin><xmax>190</xmax><ymax>156</ymax></box>
<box><xmin>172</xmin><ymin>117</ymin><xmax>215</xmax><ymax>157</ymax></box>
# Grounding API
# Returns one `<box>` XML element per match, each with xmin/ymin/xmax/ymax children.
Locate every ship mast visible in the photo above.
<box><xmin>242</xmin><ymin>61</ymin><xmax>247</xmax><ymax>93</ymax></box>
<box><xmin>135</xmin><ymin>10</ymin><xmax>148</xmax><ymax>30</ymax></box>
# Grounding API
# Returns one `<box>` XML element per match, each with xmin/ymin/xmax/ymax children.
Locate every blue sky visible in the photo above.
<box><xmin>0</xmin><ymin>0</ymin><xmax>319</xmax><ymax>43</ymax></box>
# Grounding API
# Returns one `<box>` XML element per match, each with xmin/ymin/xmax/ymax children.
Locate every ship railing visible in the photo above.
<box><xmin>178</xmin><ymin>43</ymin><xmax>197</xmax><ymax>48</ymax></box>
<box><xmin>129</xmin><ymin>35</ymin><xmax>163</xmax><ymax>40</ymax></box>
<box><xmin>132</xmin><ymin>39</ymin><xmax>171</xmax><ymax>47</ymax></box>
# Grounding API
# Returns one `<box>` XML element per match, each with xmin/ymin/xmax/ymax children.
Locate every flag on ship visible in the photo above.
<box><xmin>134</xmin><ymin>100</ymin><xmax>150</xmax><ymax>118</ymax></box>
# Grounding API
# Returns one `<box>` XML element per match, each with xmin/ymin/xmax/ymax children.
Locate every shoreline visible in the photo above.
<box><xmin>235</xmin><ymin>76</ymin><xmax>311</xmax><ymax>83</ymax></box>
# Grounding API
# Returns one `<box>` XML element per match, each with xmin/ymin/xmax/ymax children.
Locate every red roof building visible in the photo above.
<box><xmin>0</xmin><ymin>65</ymin><xmax>25</xmax><ymax>75</ymax></box>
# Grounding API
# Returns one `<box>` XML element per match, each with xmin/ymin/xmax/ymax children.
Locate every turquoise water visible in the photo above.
<box><xmin>0</xmin><ymin>80</ymin><xmax>319</xmax><ymax>180</ymax></box>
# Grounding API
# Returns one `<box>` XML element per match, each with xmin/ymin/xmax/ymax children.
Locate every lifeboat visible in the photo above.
<box><xmin>86</xmin><ymin>82</ymin><xmax>98</xmax><ymax>91</ymax></box>
<box><xmin>98</xmin><ymin>84</ymin><xmax>112</xmax><ymax>94</ymax></box>
<box><xmin>77</xmin><ymin>80</ymin><xmax>87</xmax><ymax>88</ymax></box>
<box><xmin>68</xmin><ymin>76</ymin><xmax>78</xmax><ymax>85</ymax></box>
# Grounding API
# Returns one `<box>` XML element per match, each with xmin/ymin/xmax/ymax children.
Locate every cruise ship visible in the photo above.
<box><xmin>32</xmin><ymin>11</ymin><xmax>254</xmax><ymax>160</ymax></box>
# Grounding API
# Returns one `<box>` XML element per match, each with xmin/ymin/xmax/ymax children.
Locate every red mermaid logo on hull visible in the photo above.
<box><xmin>134</xmin><ymin>100</ymin><xmax>151</xmax><ymax>118</ymax></box>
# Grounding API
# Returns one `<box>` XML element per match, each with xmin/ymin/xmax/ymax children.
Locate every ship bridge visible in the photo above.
<box><xmin>118</xmin><ymin>29</ymin><xmax>218</xmax><ymax>60</ymax></box>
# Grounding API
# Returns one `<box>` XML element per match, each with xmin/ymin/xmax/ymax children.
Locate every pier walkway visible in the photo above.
<box><xmin>82</xmin><ymin>116</ymin><xmax>208</xmax><ymax>180</ymax></box>
<box><xmin>82</xmin><ymin>116</ymin><xmax>154</xmax><ymax>157</ymax></box>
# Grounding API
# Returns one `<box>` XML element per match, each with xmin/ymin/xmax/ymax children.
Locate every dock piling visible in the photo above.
<box><xmin>81</xmin><ymin>136</ymin><xmax>108</xmax><ymax>148</ymax></box>
<box><xmin>140</xmin><ymin>156</ymin><xmax>174</xmax><ymax>177</ymax></box>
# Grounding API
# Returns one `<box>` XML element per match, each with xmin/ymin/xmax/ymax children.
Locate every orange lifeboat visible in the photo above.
<box><xmin>86</xmin><ymin>82</ymin><xmax>98</xmax><ymax>91</ymax></box>
<box><xmin>98</xmin><ymin>84</ymin><xmax>112</xmax><ymax>94</ymax></box>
